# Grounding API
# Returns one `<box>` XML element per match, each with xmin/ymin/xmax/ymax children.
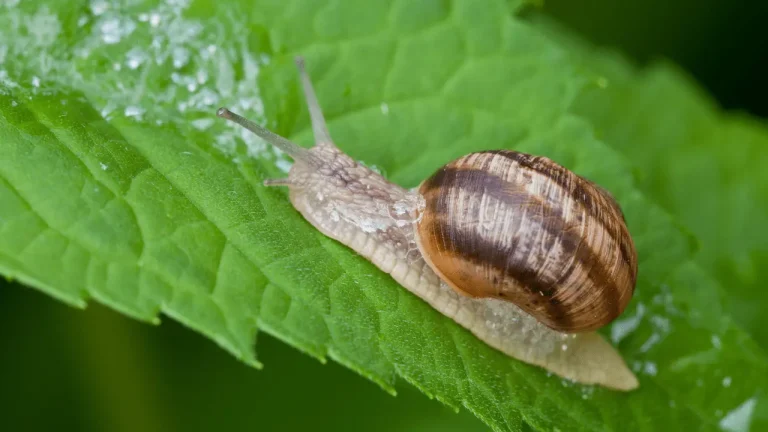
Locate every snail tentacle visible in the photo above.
<box><xmin>294</xmin><ymin>56</ymin><xmax>335</xmax><ymax>148</ymax></box>
<box><xmin>216</xmin><ymin>107</ymin><xmax>312</xmax><ymax>164</ymax></box>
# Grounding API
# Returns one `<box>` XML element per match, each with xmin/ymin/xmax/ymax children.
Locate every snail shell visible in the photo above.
<box><xmin>216</xmin><ymin>57</ymin><xmax>640</xmax><ymax>391</ymax></box>
<box><xmin>417</xmin><ymin>151</ymin><xmax>637</xmax><ymax>333</ymax></box>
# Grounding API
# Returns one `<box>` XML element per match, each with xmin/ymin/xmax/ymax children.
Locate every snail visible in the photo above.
<box><xmin>216</xmin><ymin>57</ymin><xmax>640</xmax><ymax>391</ymax></box>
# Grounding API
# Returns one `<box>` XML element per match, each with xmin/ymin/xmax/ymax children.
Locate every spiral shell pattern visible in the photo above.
<box><xmin>415</xmin><ymin>150</ymin><xmax>638</xmax><ymax>333</ymax></box>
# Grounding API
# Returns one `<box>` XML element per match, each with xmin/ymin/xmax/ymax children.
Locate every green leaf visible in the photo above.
<box><xmin>528</xmin><ymin>13</ymin><xmax>768</xmax><ymax>348</ymax></box>
<box><xmin>1</xmin><ymin>1</ymin><xmax>766</xmax><ymax>431</ymax></box>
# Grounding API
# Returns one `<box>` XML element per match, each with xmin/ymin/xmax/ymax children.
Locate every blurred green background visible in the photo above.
<box><xmin>0</xmin><ymin>279</ymin><xmax>480</xmax><ymax>432</ymax></box>
<box><xmin>1</xmin><ymin>1</ymin><xmax>766</xmax><ymax>431</ymax></box>
<box><xmin>543</xmin><ymin>0</ymin><xmax>768</xmax><ymax>118</ymax></box>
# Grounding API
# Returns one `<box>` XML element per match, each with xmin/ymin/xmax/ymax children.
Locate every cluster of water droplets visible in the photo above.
<box><xmin>604</xmin><ymin>281</ymin><xmax>759</xmax><ymax>428</ymax></box>
<box><xmin>608</xmin><ymin>284</ymin><xmax>681</xmax><ymax>378</ymax></box>
<box><xmin>0</xmin><ymin>1</ymin><xmax>59</xmax><ymax>90</ymax></box>
<box><xmin>0</xmin><ymin>0</ymin><xmax>286</xmax><ymax>168</ymax></box>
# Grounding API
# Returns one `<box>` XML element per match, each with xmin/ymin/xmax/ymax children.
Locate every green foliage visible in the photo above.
<box><xmin>0</xmin><ymin>1</ymin><xmax>766</xmax><ymax>431</ymax></box>
<box><xmin>537</xmin><ymin>16</ymin><xmax>768</xmax><ymax>348</ymax></box>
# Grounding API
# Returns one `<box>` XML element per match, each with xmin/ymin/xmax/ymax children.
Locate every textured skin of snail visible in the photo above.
<box><xmin>216</xmin><ymin>57</ymin><xmax>639</xmax><ymax>391</ymax></box>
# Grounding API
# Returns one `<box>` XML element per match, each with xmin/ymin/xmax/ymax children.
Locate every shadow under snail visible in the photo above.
<box><xmin>216</xmin><ymin>57</ymin><xmax>640</xmax><ymax>391</ymax></box>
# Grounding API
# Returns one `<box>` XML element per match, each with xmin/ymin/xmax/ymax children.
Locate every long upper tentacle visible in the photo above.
<box><xmin>216</xmin><ymin>107</ymin><xmax>312</xmax><ymax>164</ymax></box>
<box><xmin>294</xmin><ymin>56</ymin><xmax>335</xmax><ymax>148</ymax></box>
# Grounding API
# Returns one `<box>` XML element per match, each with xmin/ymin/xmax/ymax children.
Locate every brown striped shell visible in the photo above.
<box><xmin>415</xmin><ymin>150</ymin><xmax>638</xmax><ymax>333</ymax></box>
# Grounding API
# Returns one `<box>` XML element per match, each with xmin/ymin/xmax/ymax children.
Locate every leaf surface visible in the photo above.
<box><xmin>538</xmin><ymin>15</ymin><xmax>768</xmax><ymax>347</ymax></box>
<box><xmin>1</xmin><ymin>1</ymin><xmax>766</xmax><ymax>431</ymax></box>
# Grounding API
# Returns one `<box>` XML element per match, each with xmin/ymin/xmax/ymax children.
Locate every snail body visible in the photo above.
<box><xmin>216</xmin><ymin>57</ymin><xmax>639</xmax><ymax>391</ymax></box>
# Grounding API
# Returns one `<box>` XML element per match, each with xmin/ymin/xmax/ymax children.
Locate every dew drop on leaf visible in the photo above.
<box><xmin>719</xmin><ymin>398</ymin><xmax>757</xmax><ymax>432</ymax></box>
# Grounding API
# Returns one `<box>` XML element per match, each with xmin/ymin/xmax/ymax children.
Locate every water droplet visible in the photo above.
<box><xmin>90</xmin><ymin>0</ymin><xmax>109</xmax><ymax>16</ymax></box>
<box><xmin>642</xmin><ymin>361</ymin><xmax>657</xmax><ymax>376</ymax></box>
<box><xmin>719</xmin><ymin>398</ymin><xmax>757</xmax><ymax>432</ymax></box>
<box><xmin>149</xmin><ymin>13</ymin><xmax>161</xmax><ymax>28</ymax></box>
<box><xmin>172</xmin><ymin>46</ymin><xmax>190</xmax><ymax>68</ymax></box>
<box><xmin>650</xmin><ymin>314</ymin><xmax>670</xmax><ymax>330</ymax></box>
<box><xmin>196</xmin><ymin>69</ymin><xmax>208</xmax><ymax>84</ymax></box>
<box><xmin>100</xmin><ymin>101</ymin><xmax>115</xmax><ymax>119</ymax></box>
<box><xmin>380</xmin><ymin>102</ymin><xmax>389</xmax><ymax>115</ymax></box>
<box><xmin>99</xmin><ymin>17</ymin><xmax>135</xmax><ymax>44</ymax></box>
<box><xmin>711</xmin><ymin>335</ymin><xmax>722</xmax><ymax>349</ymax></box>
<box><xmin>192</xmin><ymin>88</ymin><xmax>219</xmax><ymax>107</ymax></box>
<box><xmin>125</xmin><ymin>47</ymin><xmax>146</xmax><ymax>69</ymax></box>
<box><xmin>190</xmin><ymin>118</ymin><xmax>213</xmax><ymax>130</ymax></box>
<box><xmin>215</xmin><ymin>133</ymin><xmax>237</xmax><ymax>155</ymax></box>
<box><xmin>610</xmin><ymin>303</ymin><xmax>645</xmax><ymax>344</ymax></box>
<box><xmin>99</xmin><ymin>162</ymin><xmax>108</xmax><ymax>170</ymax></box>
<box><xmin>639</xmin><ymin>332</ymin><xmax>661</xmax><ymax>353</ymax></box>
<box><xmin>723</xmin><ymin>376</ymin><xmax>732</xmax><ymax>387</ymax></box>
<box><xmin>124</xmin><ymin>105</ymin><xmax>144</xmax><ymax>118</ymax></box>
